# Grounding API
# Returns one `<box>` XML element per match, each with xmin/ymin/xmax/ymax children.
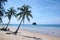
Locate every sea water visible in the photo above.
<box><xmin>0</xmin><ymin>24</ymin><xmax>60</xmax><ymax>37</ymax></box>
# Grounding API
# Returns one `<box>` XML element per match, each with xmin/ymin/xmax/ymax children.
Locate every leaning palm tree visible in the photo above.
<box><xmin>14</xmin><ymin>4</ymin><xmax>33</xmax><ymax>34</ymax></box>
<box><xmin>5</xmin><ymin>7</ymin><xmax>16</xmax><ymax>30</ymax></box>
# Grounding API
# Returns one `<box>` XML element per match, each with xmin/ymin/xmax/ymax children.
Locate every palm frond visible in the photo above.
<box><xmin>26</xmin><ymin>11</ymin><xmax>33</xmax><ymax>18</ymax></box>
<box><xmin>5</xmin><ymin>7</ymin><xmax>16</xmax><ymax>20</ymax></box>
<box><xmin>28</xmin><ymin>13</ymin><xmax>33</xmax><ymax>18</ymax></box>
<box><xmin>17</xmin><ymin>15</ymin><xmax>22</xmax><ymax>20</ymax></box>
<box><xmin>16</xmin><ymin>12</ymin><xmax>23</xmax><ymax>17</ymax></box>
<box><xmin>26</xmin><ymin>15</ymin><xmax>30</xmax><ymax>22</ymax></box>
<box><xmin>26</xmin><ymin>5</ymin><xmax>31</xmax><ymax>8</ymax></box>
<box><xmin>0</xmin><ymin>11</ymin><xmax>4</xmax><ymax>16</ymax></box>
<box><xmin>17</xmin><ymin>4</ymin><xmax>33</xmax><ymax>23</ymax></box>
<box><xmin>17</xmin><ymin>7</ymin><xmax>20</xmax><ymax>10</ymax></box>
<box><xmin>8</xmin><ymin>15</ymin><xmax>11</xmax><ymax>20</ymax></box>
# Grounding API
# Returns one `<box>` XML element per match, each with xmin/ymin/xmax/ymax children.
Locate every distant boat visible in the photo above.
<box><xmin>32</xmin><ymin>22</ymin><xmax>37</xmax><ymax>25</ymax></box>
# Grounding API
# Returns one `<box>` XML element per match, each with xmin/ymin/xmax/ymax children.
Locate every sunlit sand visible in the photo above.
<box><xmin>0</xmin><ymin>27</ymin><xmax>60</xmax><ymax>40</ymax></box>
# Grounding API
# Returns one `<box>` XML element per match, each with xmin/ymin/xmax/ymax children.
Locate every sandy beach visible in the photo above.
<box><xmin>0</xmin><ymin>27</ymin><xmax>60</xmax><ymax>40</ymax></box>
<box><xmin>0</xmin><ymin>0</ymin><xmax>60</xmax><ymax>40</ymax></box>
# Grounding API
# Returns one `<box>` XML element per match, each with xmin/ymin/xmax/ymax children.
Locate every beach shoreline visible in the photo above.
<box><xmin>0</xmin><ymin>25</ymin><xmax>60</xmax><ymax>37</ymax></box>
<box><xmin>0</xmin><ymin>26</ymin><xmax>60</xmax><ymax>40</ymax></box>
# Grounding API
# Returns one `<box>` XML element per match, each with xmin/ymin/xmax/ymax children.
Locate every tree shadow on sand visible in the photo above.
<box><xmin>23</xmin><ymin>35</ymin><xmax>42</xmax><ymax>40</ymax></box>
<box><xmin>6</xmin><ymin>30</ymin><xmax>20</xmax><ymax>35</ymax></box>
<box><xmin>6</xmin><ymin>32</ymin><xmax>42</xmax><ymax>40</ymax></box>
<box><xmin>6</xmin><ymin>31</ymin><xmax>42</xmax><ymax>40</ymax></box>
<box><xmin>6</xmin><ymin>31</ymin><xmax>15</xmax><ymax>35</ymax></box>
<box><xmin>6</xmin><ymin>32</ymin><xmax>18</xmax><ymax>35</ymax></box>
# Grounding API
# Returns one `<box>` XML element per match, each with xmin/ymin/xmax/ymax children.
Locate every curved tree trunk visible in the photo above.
<box><xmin>23</xmin><ymin>19</ymin><xmax>24</xmax><ymax>25</ymax></box>
<box><xmin>5</xmin><ymin>20</ymin><xmax>10</xmax><ymax>30</ymax></box>
<box><xmin>14</xmin><ymin>19</ymin><xmax>23</xmax><ymax>34</ymax></box>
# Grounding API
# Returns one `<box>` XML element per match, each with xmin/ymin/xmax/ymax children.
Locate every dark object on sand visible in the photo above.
<box><xmin>32</xmin><ymin>22</ymin><xmax>37</xmax><ymax>25</ymax></box>
<box><xmin>0</xmin><ymin>27</ymin><xmax>10</xmax><ymax>31</ymax></box>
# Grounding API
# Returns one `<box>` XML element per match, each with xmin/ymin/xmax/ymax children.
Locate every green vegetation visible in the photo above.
<box><xmin>0</xmin><ymin>1</ymin><xmax>33</xmax><ymax>35</ymax></box>
<box><xmin>14</xmin><ymin>4</ymin><xmax>33</xmax><ymax>34</ymax></box>
<box><xmin>5</xmin><ymin>7</ymin><xmax>16</xmax><ymax>31</ymax></box>
<box><xmin>0</xmin><ymin>0</ymin><xmax>33</xmax><ymax>35</ymax></box>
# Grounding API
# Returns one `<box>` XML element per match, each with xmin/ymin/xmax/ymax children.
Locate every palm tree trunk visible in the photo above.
<box><xmin>23</xmin><ymin>19</ymin><xmax>24</xmax><ymax>25</ymax></box>
<box><xmin>5</xmin><ymin>20</ymin><xmax>10</xmax><ymax>30</ymax></box>
<box><xmin>14</xmin><ymin>19</ymin><xmax>23</xmax><ymax>34</ymax></box>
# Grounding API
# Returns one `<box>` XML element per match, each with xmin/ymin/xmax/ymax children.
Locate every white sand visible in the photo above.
<box><xmin>0</xmin><ymin>27</ymin><xmax>60</xmax><ymax>40</ymax></box>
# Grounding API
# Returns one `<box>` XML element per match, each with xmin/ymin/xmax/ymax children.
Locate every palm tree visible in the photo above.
<box><xmin>5</xmin><ymin>7</ymin><xmax>16</xmax><ymax>30</ymax></box>
<box><xmin>0</xmin><ymin>11</ymin><xmax>3</xmax><ymax>23</ymax></box>
<box><xmin>0</xmin><ymin>1</ymin><xmax>5</xmax><ymax>23</ymax></box>
<box><xmin>0</xmin><ymin>17</ymin><xmax>2</xmax><ymax>23</ymax></box>
<box><xmin>14</xmin><ymin>4</ymin><xmax>33</xmax><ymax>34</ymax></box>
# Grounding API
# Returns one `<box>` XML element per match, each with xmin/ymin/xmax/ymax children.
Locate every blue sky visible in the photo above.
<box><xmin>2</xmin><ymin>0</ymin><xmax>60</xmax><ymax>24</ymax></box>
